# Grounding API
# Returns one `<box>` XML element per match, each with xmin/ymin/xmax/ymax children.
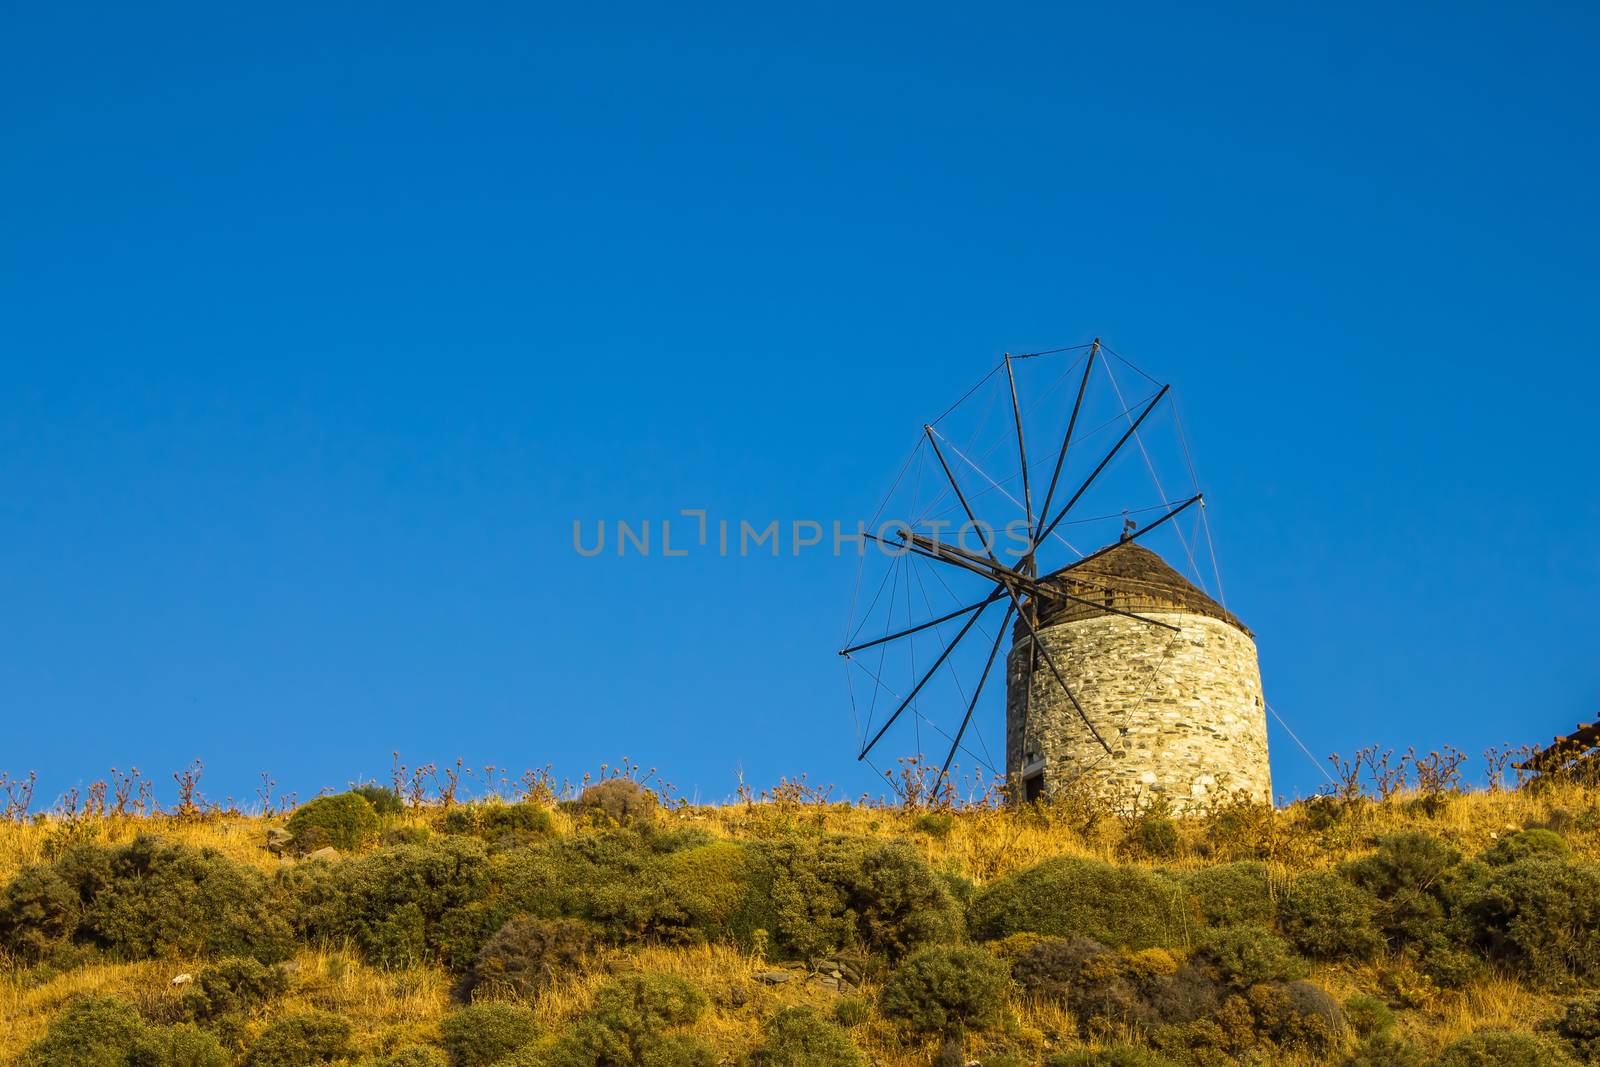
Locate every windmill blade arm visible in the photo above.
<box><xmin>1004</xmin><ymin>355</ymin><xmax>1034</xmax><ymax>543</ymax></box>
<box><xmin>840</xmin><ymin>587</ymin><xmax>1007</xmax><ymax>656</ymax></box>
<box><xmin>867</xmin><ymin>533</ymin><xmax>1012</xmax><ymax>588</ymax></box>
<box><xmin>933</xmin><ymin>601</ymin><xmax>1016</xmax><ymax>798</ymax></box>
<box><xmin>1012</xmin><ymin>603</ymin><xmax>1114</xmax><ymax>755</ymax></box>
<box><xmin>857</xmin><ymin>596</ymin><xmax>995</xmax><ymax>761</ymax></box>
<box><xmin>901</xmin><ymin>533</ymin><xmax>1039</xmax><ymax>589</ymax></box>
<box><xmin>1056</xmin><ymin>493</ymin><xmax>1203</xmax><ymax>575</ymax></box>
<box><xmin>1032</xmin><ymin>383</ymin><xmax>1171</xmax><ymax>551</ymax></box>
<box><xmin>1033</xmin><ymin>340</ymin><xmax>1098</xmax><ymax>551</ymax></box>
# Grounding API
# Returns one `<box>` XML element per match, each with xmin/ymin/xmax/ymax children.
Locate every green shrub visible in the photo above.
<box><xmin>1456</xmin><ymin>855</ymin><xmax>1600</xmax><ymax>983</ymax></box>
<box><xmin>657</xmin><ymin>840</ymin><xmax>762</xmax><ymax>944</ymax></box>
<box><xmin>1010</xmin><ymin>936</ymin><xmax>1113</xmax><ymax>1001</ymax></box>
<box><xmin>637</xmin><ymin>1034</ymin><xmax>716</xmax><ymax>1066</ymax></box>
<box><xmin>733</xmin><ymin>835</ymin><xmax>959</xmax><ymax>961</ymax></box>
<box><xmin>182</xmin><ymin>956</ymin><xmax>290</xmax><ymax>1022</ymax></box>
<box><xmin>968</xmin><ymin>857</ymin><xmax>1188</xmax><ymax>950</ymax></box>
<box><xmin>753</xmin><ymin>1006</ymin><xmax>863</xmax><ymax>1066</ymax></box>
<box><xmin>851</xmin><ymin>841</ymin><xmax>963</xmax><ymax>959</ymax></box>
<box><xmin>439</xmin><ymin>1002</ymin><xmax>540</xmax><ymax>1067</ymax></box>
<box><xmin>1410</xmin><ymin>929</ymin><xmax>1486</xmax><ymax>989</ymax></box>
<box><xmin>1247</xmin><ymin>980</ymin><xmax>1344</xmax><ymax>1053</ymax></box>
<box><xmin>290</xmin><ymin>837</ymin><xmax>494</xmax><ymax>969</ymax></box>
<box><xmin>360</xmin><ymin>1048</ymin><xmax>448</xmax><ymax>1067</ymax></box>
<box><xmin>1279</xmin><ymin>871</ymin><xmax>1384</xmax><ymax>961</ymax></box>
<box><xmin>913</xmin><ymin>812</ymin><xmax>956</xmax><ymax>838</ymax></box>
<box><xmin>878</xmin><ymin>944</ymin><xmax>1010</xmax><ymax>1036</ymax></box>
<box><xmin>1341</xmin><ymin>1031</ymin><xmax>1427</xmax><ymax>1067</ymax></box>
<box><xmin>1044</xmin><ymin>1048</ymin><xmax>1179</xmax><ymax>1066</ymax></box>
<box><xmin>589</xmin><ymin>971</ymin><xmax>706</xmax><ymax>1033</ymax></box>
<box><xmin>1183</xmin><ymin>862</ymin><xmax>1275</xmax><ymax>927</ymax></box>
<box><xmin>1039</xmin><ymin>938</ymin><xmax>1178</xmax><ymax>1035</ymax></box>
<box><xmin>738</xmin><ymin>836</ymin><xmax>860</xmax><ymax>959</ymax></box>
<box><xmin>1552</xmin><ymin>992</ymin><xmax>1600</xmax><ymax>1061</ymax></box>
<box><xmin>1203</xmin><ymin>800</ymin><xmax>1276</xmax><ymax>861</ymax></box>
<box><xmin>19</xmin><ymin>995</ymin><xmax>145</xmax><ymax>1066</ymax></box>
<box><xmin>351</xmin><ymin>782</ymin><xmax>406</xmax><ymax>816</ymax></box>
<box><xmin>1342</xmin><ymin>993</ymin><xmax>1395</xmax><ymax>1037</ymax></box>
<box><xmin>1484</xmin><ymin>829</ymin><xmax>1570</xmax><ymax>866</ymax></box>
<box><xmin>383</xmin><ymin>825</ymin><xmax>432</xmax><ymax>847</ymax></box>
<box><xmin>286</xmin><ymin>793</ymin><xmax>381</xmax><ymax>853</ymax></box>
<box><xmin>573</xmin><ymin>779</ymin><xmax>657</xmax><ymax>823</ymax></box>
<box><xmin>941</xmin><ymin>871</ymin><xmax>976</xmax><ymax>908</ymax></box>
<box><xmin>148</xmin><ymin>1023</ymin><xmax>231</xmax><ymax>1067</ymax></box>
<box><xmin>438</xmin><ymin>803</ymin><xmax>554</xmax><ymax>847</ymax></box>
<box><xmin>478</xmin><ymin>803</ymin><xmax>555</xmax><ymax>843</ymax></box>
<box><xmin>66</xmin><ymin>836</ymin><xmax>292</xmax><ymax>962</ymax></box>
<box><xmin>1433</xmin><ymin>1030</ymin><xmax>1578</xmax><ymax>1066</ymax></box>
<box><xmin>1192</xmin><ymin>926</ymin><xmax>1306</xmax><ymax>989</ymax></box>
<box><xmin>470</xmin><ymin>915</ymin><xmax>597</xmax><ymax>996</ymax></box>
<box><xmin>541</xmin><ymin>973</ymin><xmax>707</xmax><ymax>1064</ymax></box>
<box><xmin>1123</xmin><ymin>818</ymin><xmax>1181</xmax><ymax>860</ymax></box>
<box><xmin>1341</xmin><ymin>832</ymin><xmax>1463</xmax><ymax>945</ymax></box>
<box><xmin>493</xmin><ymin>1040</ymin><xmax>569</xmax><ymax>1067</ymax></box>
<box><xmin>833</xmin><ymin>996</ymin><xmax>871</xmax><ymax>1027</ymax></box>
<box><xmin>25</xmin><ymin>1011</ymin><xmax>230</xmax><ymax>1067</ymax></box>
<box><xmin>0</xmin><ymin>863</ymin><xmax>79</xmax><ymax>960</ymax></box>
<box><xmin>243</xmin><ymin>1010</ymin><xmax>353</xmax><ymax>1067</ymax></box>
<box><xmin>489</xmin><ymin>828</ymin><xmax>742</xmax><ymax>949</ymax></box>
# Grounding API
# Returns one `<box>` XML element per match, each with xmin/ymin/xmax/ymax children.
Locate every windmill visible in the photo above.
<box><xmin>840</xmin><ymin>340</ymin><xmax>1270</xmax><ymax>807</ymax></box>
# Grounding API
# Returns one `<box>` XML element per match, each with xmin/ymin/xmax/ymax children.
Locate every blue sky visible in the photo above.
<box><xmin>2</xmin><ymin>3</ymin><xmax>1595</xmax><ymax>808</ymax></box>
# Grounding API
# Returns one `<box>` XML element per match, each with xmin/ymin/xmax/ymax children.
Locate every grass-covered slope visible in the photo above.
<box><xmin>3</xmin><ymin>775</ymin><xmax>1600</xmax><ymax>1065</ymax></box>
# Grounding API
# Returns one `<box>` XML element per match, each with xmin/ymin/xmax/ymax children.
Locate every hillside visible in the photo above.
<box><xmin>3</xmin><ymin>764</ymin><xmax>1600</xmax><ymax>1066</ymax></box>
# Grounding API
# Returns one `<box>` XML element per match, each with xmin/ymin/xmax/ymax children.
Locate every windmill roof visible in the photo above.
<box><xmin>1030</xmin><ymin>541</ymin><xmax>1250</xmax><ymax>636</ymax></box>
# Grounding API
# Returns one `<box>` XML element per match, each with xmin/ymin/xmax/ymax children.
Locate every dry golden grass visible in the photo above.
<box><xmin>6</xmin><ymin>945</ymin><xmax>1564</xmax><ymax>1066</ymax></box>
<box><xmin>3</xmin><ymin>779</ymin><xmax>1598</xmax><ymax>1063</ymax></box>
<box><xmin>4</xmin><ymin>777</ymin><xmax>1595</xmax><ymax>887</ymax></box>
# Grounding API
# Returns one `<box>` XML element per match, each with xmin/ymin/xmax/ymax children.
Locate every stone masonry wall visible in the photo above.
<box><xmin>1005</xmin><ymin>611</ymin><xmax>1271</xmax><ymax>810</ymax></box>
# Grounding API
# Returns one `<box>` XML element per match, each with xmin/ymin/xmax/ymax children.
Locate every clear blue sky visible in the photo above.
<box><xmin>3</xmin><ymin>3</ymin><xmax>1595</xmax><ymax>809</ymax></box>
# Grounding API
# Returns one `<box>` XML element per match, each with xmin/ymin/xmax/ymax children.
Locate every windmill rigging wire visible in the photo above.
<box><xmin>920</xmin><ymin>550</ymin><xmax>997</xmax><ymax>649</ymax></box>
<box><xmin>904</xmin><ymin>354</ymin><xmax>1089</xmax><ymax>526</ymax></box>
<box><xmin>846</xmin><ymin>548</ymin><xmax>902</xmax><ymax>647</ymax></box>
<box><xmin>911</xmin><ymin>384</ymin><xmax>1159</xmax><ymax>529</ymax></box>
<box><xmin>845</xmin><ymin>433</ymin><xmax>924</xmax><ymax>645</ymax></box>
<box><xmin>929</xmin><ymin>361</ymin><xmax>1003</xmax><ymax>427</ymax></box>
<box><xmin>1099</xmin><ymin>342</ymin><xmax>1163</xmax><ymax>387</ymax></box>
<box><xmin>908</xmin><ymin>559</ymin><xmax>981</xmax><ymax>764</ymax></box>
<box><xmin>915</xmin><ymin>554</ymin><xmax>1000</xmax><ymax>770</ymax></box>
<box><xmin>1100</xmin><ymin>357</ymin><xmax>1208</xmax><ymax>593</ymax></box>
<box><xmin>846</xmin><ymin>658</ymin><xmax>999</xmax><ymax>776</ymax></box>
<box><xmin>1171</xmin><ymin>398</ymin><xmax>1228</xmax><ymax>607</ymax></box>
<box><xmin>909</xmin><ymin>558</ymin><xmax>971</xmax><ymax>705</ymax></box>
<box><xmin>1062</xmin><ymin>500</ymin><xmax>1192</xmax><ymax>526</ymax></box>
<box><xmin>844</xmin><ymin>653</ymin><xmax>860</xmax><ymax>737</ymax></box>
<box><xmin>861</xmin><ymin>752</ymin><xmax>898</xmax><ymax>799</ymax></box>
<box><xmin>926</xmin><ymin>425</ymin><xmax>1084</xmax><ymax>557</ymax></box>
<box><xmin>1267</xmin><ymin>700</ymin><xmax>1338</xmax><ymax>786</ymax></box>
<box><xmin>904</xmin><ymin>540</ymin><xmax>921</xmax><ymax>757</ymax></box>
<box><xmin>858</xmin><ymin>553</ymin><xmax>904</xmax><ymax>742</ymax></box>
<box><xmin>1104</xmin><ymin>343</ymin><xmax>1315</xmax><ymax>798</ymax></box>
<box><xmin>1013</xmin><ymin>341</ymin><xmax>1097</xmax><ymax>359</ymax></box>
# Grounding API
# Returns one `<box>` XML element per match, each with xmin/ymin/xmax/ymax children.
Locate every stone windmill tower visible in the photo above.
<box><xmin>1005</xmin><ymin>538</ymin><xmax>1270</xmax><ymax>808</ymax></box>
<box><xmin>842</xmin><ymin>339</ymin><xmax>1273</xmax><ymax>810</ymax></box>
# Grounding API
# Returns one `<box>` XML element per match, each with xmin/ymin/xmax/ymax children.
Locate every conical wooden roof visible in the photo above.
<box><xmin>1030</xmin><ymin>540</ymin><xmax>1250</xmax><ymax>636</ymax></box>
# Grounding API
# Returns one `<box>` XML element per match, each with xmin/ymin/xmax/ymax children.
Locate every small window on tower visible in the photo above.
<box><xmin>1024</xmin><ymin>771</ymin><xmax>1044</xmax><ymax>804</ymax></box>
